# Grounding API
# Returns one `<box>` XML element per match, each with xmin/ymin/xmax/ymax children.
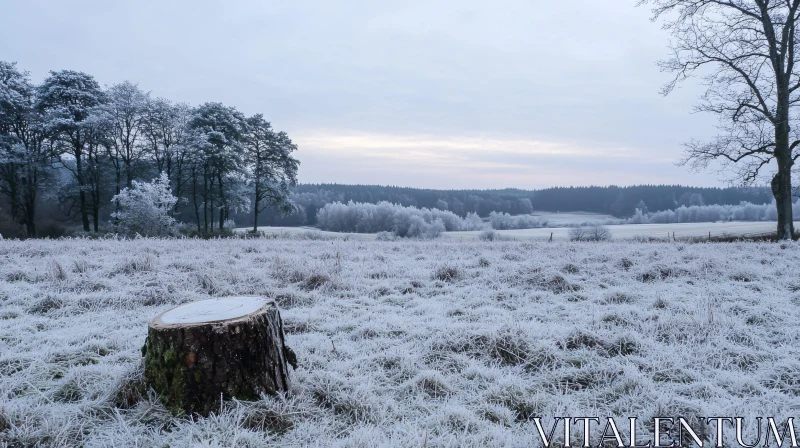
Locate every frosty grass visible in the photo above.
<box><xmin>0</xmin><ymin>237</ymin><xmax>798</xmax><ymax>447</ymax></box>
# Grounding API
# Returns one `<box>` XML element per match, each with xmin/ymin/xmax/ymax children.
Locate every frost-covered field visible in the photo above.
<box><xmin>1</xmin><ymin>238</ymin><xmax>799</xmax><ymax>447</ymax></box>
<box><xmin>526</xmin><ymin>212</ymin><xmax>618</xmax><ymax>226</ymax></box>
<box><xmin>244</xmin><ymin>220</ymin><xmax>795</xmax><ymax>241</ymax></box>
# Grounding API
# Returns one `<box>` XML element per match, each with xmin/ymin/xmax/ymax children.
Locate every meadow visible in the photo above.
<box><xmin>1</xmin><ymin>237</ymin><xmax>798</xmax><ymax>447</ymax></box>
<box><xmin>246</xmin><ymin>220</ymin><xmax>796</xmax><ymax>241</ymax></box>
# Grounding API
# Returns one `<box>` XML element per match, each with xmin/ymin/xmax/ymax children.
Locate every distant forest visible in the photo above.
<box><xmin>256</xmin><ymin>183</ymin><xmax>775</xmax><ymax>227</ymax></box>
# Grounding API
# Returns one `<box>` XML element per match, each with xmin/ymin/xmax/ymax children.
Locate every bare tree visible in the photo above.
<box><xmin>141</xmin><ymin>98</ymin><xmax>191</xmax><ymax>211</ymax></box>
<box><xmin>639</xmin><ymin>0</ymin><xmax>800</xmax><ymax>239</ymax></box>
<box><xmin>104</xmin><ymin>81</ymin><xmax>148</xmax><ymax>192</ymax></box>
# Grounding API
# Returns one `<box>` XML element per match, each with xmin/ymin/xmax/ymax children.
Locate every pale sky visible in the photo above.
<box><xmin>1</xmin><ymin>0</ymin><xmax>725</xmax><ymax>189</ymax></box>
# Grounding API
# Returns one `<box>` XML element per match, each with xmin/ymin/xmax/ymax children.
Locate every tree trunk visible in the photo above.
<box><xmin>24</xmin><ymin>186</ymin><xmax>36</xmax><ymax>239</ymax></box>
<box><xmin>253</xmin><ymin>183</ymin><xmax>260</xmax><ymax>232</ymax></box>
<box><xmin>192</xmin><ymin>167</ymin><xmax>201</xmax><ymax>233</ymax></box>
<box><xmin>25</xmin><ymin>219</ymin><xmax>35</xmax><ymax>239</ymax></box>
<box><xmin>773</xmin><ymin>80</ymin><xmax>795</xmax><ymax>241</ymax></box>
<box><xmin>125</xmin><ymin>159</ymin><xmax>133</xmax><ymax>189</ymax></box>
<box><xmin>218</xmin><ymin>173</ymin><xmax>225</xmax><ymax>231</ymax></box>
<box><xmin>76</xmin><ymin>154</ymin><xmax>90</xmax><ymax>232</ymax></box>
<box><xmin>203</xmin><ymin>172</ymin><xmax>209</xmax><ymax>234</ymax></box>
<box><xmin>143</xmin><ymin>297</ymin><xmax>296</xmax><ymax>416</ymax></box>
<box><xmin>772</xmin><ymin>165</ymin><xmax>795</xmax><ymax>240</ymax></box>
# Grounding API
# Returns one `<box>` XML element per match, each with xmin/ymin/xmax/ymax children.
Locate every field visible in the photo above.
<box><xmin>525</xmin><ymin>212</ymin><xmax>617</xmax><ymax>226</ymax></box>
<box><xmin>245</xmin><ymin>220</ymin><xmax>794</xmax><ymax>241</ymax></box>
<box><xmin>1</xmin><ymin>238</ymin><xmax>799</xmax><ymax>447</ymax></box>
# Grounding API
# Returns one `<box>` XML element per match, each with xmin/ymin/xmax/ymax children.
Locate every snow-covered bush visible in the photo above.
<box><xmin>568</xmin><ymin>226</ymin><xmax>586</xmax><ymax>241</ymax></box>
<box><xmin>316</xmin><ymin>201</ymin><xmax>462</xmax><ymax>236</ymax></box>
<box><xmin>628</xmin><ymin>208</ymin><xmax>648</xmax><ymax>224</ymax></box>
<box><xmin>488</xmin><ymin>211</ymin><xmax>548</xmax><ymax>230</ymax></box>
<box><xmin>462</xmin><ymin>212</ymin><xmax>488</xmax><ymax>231</ymax></box>
<box><xmin>630</xmin><ymin>201</ymin><xmax>800</xmax><ymax>224</ymax></box>
<box><xmin>110</xmin><ymin>173</ymin><xmax>179</xmax><ymax>237</ymax></box>
<box><xmin>376</xmin><ymin>231</ymin><xmax>396</xmax><ymax>241</ymax></box>
<box><xmin>478</xmin><ymin>229</ymin><xmax>497</xmax><ymax>241</ymax></box>
<box><xmin>569</xmin><ymin>225</ymin><xmax>612</xmax><ymax>241</ymax></box>
<box><xmin>588</xmin><ymin>224</ymin><xmax>612</xmax><ymax>241</ymax></box>
<box><xmin>406</xmin><ymin>217</ymin><xmax>445</xmax><ymax>239</ymax></box>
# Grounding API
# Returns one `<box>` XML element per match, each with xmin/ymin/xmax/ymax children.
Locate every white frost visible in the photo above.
<box><xmin>157</xmin><ymin>297</ymin><xmax>267</xmax><ymax>324</ymax></box>
<box><xmin>2</xmin><ymin>238</ymin><xmax>799</xmax><ymax>446</ymax></box>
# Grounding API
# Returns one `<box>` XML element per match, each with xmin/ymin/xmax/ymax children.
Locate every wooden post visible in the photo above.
<box><xmin>142</xmin><ymin>297</ymin><xmax>296</xmax><ymax>416</ymax></box>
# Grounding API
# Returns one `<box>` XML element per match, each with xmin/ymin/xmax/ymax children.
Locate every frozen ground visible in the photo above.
<box><xmin>1</xmin><ymin>238</ymin><xmax>799</xmax><ymax>447</ymax></box>
<box><xmin>244</xmin><ymin>220</ymin><xmax>795</xmax><ymax>241</ymax></box>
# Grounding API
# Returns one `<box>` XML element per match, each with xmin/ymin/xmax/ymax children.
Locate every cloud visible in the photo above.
<box><xmin>294</xmin><ymin>130</ymin><xmax>716</xmax><ymax>189</ymax></box>
<box><xmin>0</xmin><ymin>0</ymin><xmax>725</xmax><ymax>188</ymax></box>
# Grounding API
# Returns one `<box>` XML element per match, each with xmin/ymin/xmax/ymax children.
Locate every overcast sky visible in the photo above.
<box><xmin>1</xmin><ymin>1</ymin><xmax>726</xmax><ymax>189</ymax></box>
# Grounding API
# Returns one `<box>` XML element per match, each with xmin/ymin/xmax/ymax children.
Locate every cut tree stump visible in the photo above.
<box><xmin>142</xmin><ymin>296</ymin><xmax>297</xmax><ymax>415</ymax></box>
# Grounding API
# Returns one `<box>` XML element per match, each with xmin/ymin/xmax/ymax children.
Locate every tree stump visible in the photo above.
<box><xmin>142</xmin><ymin>296</ymin><xmax>297</xmax><ymax>415</ymax></box>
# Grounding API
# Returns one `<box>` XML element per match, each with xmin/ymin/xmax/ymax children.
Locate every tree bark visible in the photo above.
<box><xmin>76</xmin><ymin>158</ymin><xmax>90</xmax><ymax>232</ymax></box>
<box><xmin>142</xmin><ymin>297</ymin><xmax>296</xmax><ymax>416</ymax></box>
<box><xmin>191</xmin><ymin>167</ymin><xmax>201</xmax><ymax>233</ymax></box>
<box><xmin>218</xmin><ymin>172</ymin><xmax>225</xmax><ymax>231</ymax></box>
<box><xmin>772</xmin><ymin>165</ymin><xmax>795</xmax><ymax>240</ymax></box>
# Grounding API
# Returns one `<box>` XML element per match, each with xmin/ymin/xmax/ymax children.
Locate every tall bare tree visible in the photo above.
<box><xmin>141</xmin><ymin>98</ymin><xmax>191</xmax><ymax>210</ymax></box>
<box><xmin>639</xmin><ymin>0</ymin><xmax>800</xmax><ymax>239</ymax></box>
<box><xmin>105</xmin><ymin>81</ymin><xmax>148</xmax><ymax>193</ymax></box>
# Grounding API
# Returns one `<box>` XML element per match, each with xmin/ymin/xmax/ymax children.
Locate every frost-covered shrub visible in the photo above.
<box><xmin>405</xmin><ymin>217</ymin><xmax>445</xmax><ymax>239</ymax></box>
<box><xmin>479</xmin><ymin>230</ymin><xmax>497</xmax><ymax>241</ymax></box>
<box><xmin>489</xmin><ymin>212</ymin><xmax>547</xmax><ymax>230</ymax></box>
<box><xmin>629</xmin><ymin>200</ymin><xmax>800</xmax><ymax>224</ymax></box>
<box><xmin>462</xmin><ymin>212</ymin><xmax>487</xmax><ymax>231</ymax></box>
<box><xmin>316</xmin><ymin>201</ymin><xmax>555</xmax><ymax>234</ymax></box>
<box><xmin>570</xmin><ymin>225</ymin><xmax>611</xmax><ymax>241</ymax></box>
<box><xmin>433</xmin><ymin>265</ymin><xmax>461</xmax><ymax>282</ymax></box>
<box><xmin>588</xmin><ymin>225</ymin><xmax>612</xmax><ymax>241</ymax></box>
<box><xmin>316</xmin><ymin>201</ymin><xmax>461</xmax><ymax>236</ymax></box>
<box><xmin>376</xmin><ymin>231</ymin><xmax>396</xmax><ymax>241</ymax></box>
<box><xmin>628</xmin><ymin>208</ymin><xmax>647</xmax><ymax>224</ymax></box>
<box><xmin>110</xmin><ymin>173</ymin><xmax>178</xmax><ymax>237</ymax></box>
<box><xmin>568</xmin><ymin>227</ymin><xmax>586</xmax><ymax>241</ymax></box>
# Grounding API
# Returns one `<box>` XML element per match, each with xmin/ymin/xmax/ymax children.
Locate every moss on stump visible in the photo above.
<box><xmin>142</xmin><ymin>297</ymin><xmax>296</xmax><ymax>416</ymax></box>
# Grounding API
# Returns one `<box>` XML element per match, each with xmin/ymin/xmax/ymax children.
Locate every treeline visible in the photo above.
<box><xmin>0</xmin><ymin>62</ymin><xmax>299</xmax><ymax>238</ymax></box>
<box><xmin>316</xmin><ymin>201</ymin><xmax>467</xmax><ymax>237</ymax></box>
<box><xmin>315</xmin><ymin>200</ymin><xmax>798</xmax><ymax>236</ymax></box>
<box><xmin>315</xmin><ymin>201</ymin><xmax>546</xmax><ymax>236</ymax></box>
<box><xmin>629</xmin><ymin>201</ymin><xmax>800</xmax><ymax>224</ymax></box>
<box><xmin>267</xmin><ymin>183</ymin><xmax>774</xmax><ymax>227</ymax></box>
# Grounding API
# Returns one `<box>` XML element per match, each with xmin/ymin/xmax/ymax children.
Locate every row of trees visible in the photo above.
<box><xmin>315</xmin><ymin>201</ymin><xmax>472</xmax><ymax>235</ymax></box>
<box><xmin>0</xmin><ymin>62</ymin><xmax>299</xmax><ymax>237</ymax></box>
<box><xmin>628</xmin><ymin>201</ymin><xmax>800</xmax><ymax>225</ymax></box>
<box><xmin>283</xmin><ymin>184</ymin><xmax>774</xmax><ymax>226</ymax></box>
<box><xmin>316</xmin><ymin>199</ymin><xmax>800</xmax><ymax>236</ymax></box>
